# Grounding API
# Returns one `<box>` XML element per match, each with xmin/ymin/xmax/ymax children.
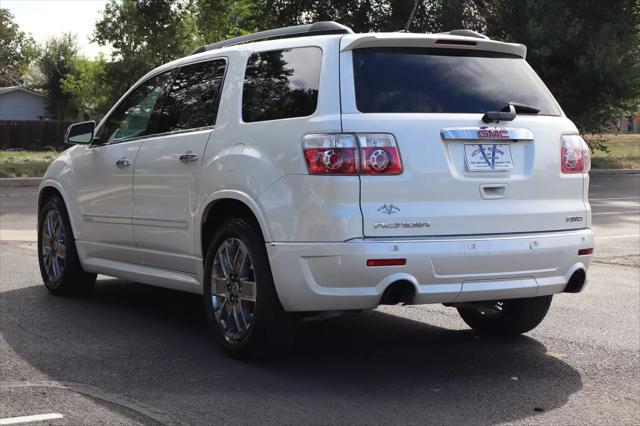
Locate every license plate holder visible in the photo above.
<box><xmin>464</xmin><ymin>144</ymin><xmax>514</xmax><ymax>171</ymax></box>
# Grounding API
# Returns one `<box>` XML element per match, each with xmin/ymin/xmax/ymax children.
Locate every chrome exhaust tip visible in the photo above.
<box><xmin>564</xmin><ymin>269</ymin><xmax>587</xmax><ymax>293</ymax></box>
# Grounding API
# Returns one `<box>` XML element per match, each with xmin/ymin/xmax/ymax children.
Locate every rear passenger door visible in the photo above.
<box><xmin>133</xmin><ymin>58</ymin><xmax>226</xmax><ymax>273</ymax></box>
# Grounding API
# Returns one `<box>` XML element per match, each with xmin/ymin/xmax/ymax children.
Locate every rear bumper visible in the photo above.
<box><xmin>267</xmin><ymin>229</ymin><xmax>593</xmax><ymax>312</ymax></box>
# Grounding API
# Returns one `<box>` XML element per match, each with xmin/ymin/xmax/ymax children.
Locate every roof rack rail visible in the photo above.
<box><xmin>437</xmin><ymin>29</ymin><xmax>490</xmax><ymax>40</ymax></box>
<box><xmin>191</xmin><ymin>21</ymin><xmax>353</xmax><ymax>55</ymax></box>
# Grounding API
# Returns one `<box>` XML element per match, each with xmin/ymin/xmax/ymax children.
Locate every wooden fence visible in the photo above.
<box><xmin>0</xmin><ymin>120</ymin><xmax>71</xmax><ymax>150</ymax></box>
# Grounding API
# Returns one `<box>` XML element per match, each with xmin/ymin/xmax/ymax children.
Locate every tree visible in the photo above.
<box><xmin>0</xmin><ymin>8</ymin><xmax>37</xmax><ymax>86</ymax></box>
<box><xmin>61</xmin><ymin>56</ymin><xmax>110</xmax><ymax>120</ymax></box>
<box><xmin>483</xmin><ymin>0</ymin><xmax>640</xmax><ymax>135</ymax></box>
<box><xmin>37</xmin><ymin>34</ymin><xmax>81</xmax><ymax>120</ymax></box>
<box><xmin>93</xmin><ymin>0</ymin><xmax>200</xmax><ymax>105</ymax></box>
<box><xmin>194</xmin><ymin>0</ymin><xmax>264</xmax><ymax>43</ymax></box>
<box><xmin>261</xmin><ymin>0</ymin><xmax>483</xmax><ymax>34</ymax></box>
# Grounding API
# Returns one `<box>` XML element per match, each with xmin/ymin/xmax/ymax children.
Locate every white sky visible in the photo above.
<box><xmin>3</xmin><ymin>0</ymin><xmax>111</xmax><ymax>58</ymax></box>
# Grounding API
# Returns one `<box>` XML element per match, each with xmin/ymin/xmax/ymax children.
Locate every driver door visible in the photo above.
<box><xmin>73</xmin><ymin>71</ymin><xmax>174</xmax><ymax>264</ymax></box>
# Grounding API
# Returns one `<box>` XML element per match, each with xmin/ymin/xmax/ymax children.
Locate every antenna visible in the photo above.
<box><xmin>402</xmin><ymin>0</ymin><xmax>421</xmax><ymax>32</ymax></box>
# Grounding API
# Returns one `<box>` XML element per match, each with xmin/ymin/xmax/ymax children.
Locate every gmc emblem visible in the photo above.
<box><xmin>477</xmin><ymin>129</ymin><xmax>509</xmax><ymax>139</ymax></box>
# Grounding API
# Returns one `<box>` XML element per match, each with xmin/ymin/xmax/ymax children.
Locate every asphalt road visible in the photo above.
<box><xmin>1</xmin><ymin>173</ymin><xmax>638</xmax><ymax>425</ymax></box>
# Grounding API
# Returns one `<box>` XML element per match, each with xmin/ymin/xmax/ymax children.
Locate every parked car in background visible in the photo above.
<box><xmin>37</xmin><ymin>22</ymin><xmax>593</xmax><ymax>358</ymax></box>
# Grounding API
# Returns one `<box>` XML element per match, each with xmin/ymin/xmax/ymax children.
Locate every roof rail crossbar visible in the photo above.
<box><xmin>437</xmin><ymin>29</ymin><xmax>490</xmax><ymax>40</ymax></box>
<box><xmin>191</xmin><ymin>21</ymin><xmax>353</xmax><ymax>55</ymax></box>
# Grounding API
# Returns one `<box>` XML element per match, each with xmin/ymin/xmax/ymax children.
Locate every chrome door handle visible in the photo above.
<box><xmin>115</xmin><ymin>158</ymin><xmax>130</xmax><ymax>168</ymax></box>
<box><xmin>179</xmin><ymin>152</ymin><xmax>199</xmax><ymax>162</ymax></box>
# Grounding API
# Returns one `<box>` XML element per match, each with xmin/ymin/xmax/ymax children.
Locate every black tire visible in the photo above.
<box><xmin>203</xmin><ymin>217</ymin><xmax>296</xmax><ymax>359</ymax></box>
<box><xmin>37</xmin><ymin>195</ymin><xmax>96</xmax><ymax>295</ymax></box>
<box><xmin>457</xmin><ymin>296</ymin><xmax>552</xmax><ymax>336</ymax></box>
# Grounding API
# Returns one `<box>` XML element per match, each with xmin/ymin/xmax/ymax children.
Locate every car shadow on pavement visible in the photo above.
<box><xmin>1</xmin><ymin>278</ymin><xmax>582</xmax><ymax>425</ymax></box>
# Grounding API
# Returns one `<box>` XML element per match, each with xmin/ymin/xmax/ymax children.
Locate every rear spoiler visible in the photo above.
<box><xmin>340</xmin><ymin>33</ymin><xmax>527</xmax><ymax>59</ymax></box>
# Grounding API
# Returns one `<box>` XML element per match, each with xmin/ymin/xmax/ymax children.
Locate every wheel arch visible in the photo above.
<box><xmin>197</xmin><ymin>190</ymin><xmax>272</xmax><ymax>258</ymax></box>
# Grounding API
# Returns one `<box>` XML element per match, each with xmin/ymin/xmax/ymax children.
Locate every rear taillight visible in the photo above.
<box><xmin>357</xmin><ymin>134</ymin><xmax>403</xmax><ymax>175</ymax></box>
<box><xmin>303</xmin><ymin>133</ymin><xmax>403</xmax><ymax>176</ymax></box>
<box><xmin>303</xmin><ymin>134</ymin><xmax>358</xmax><ymax>175</ymax></box>
<box><xmin>561</xmin><ymin>135</ymin><xmax>591</xmax><ymax>174</ymax></box>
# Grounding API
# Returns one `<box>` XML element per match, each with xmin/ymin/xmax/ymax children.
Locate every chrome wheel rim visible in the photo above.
<box><xmin>211</xmin><ymin>238</ymin><xmax>256</xmax><ymax>344</ymax></box>
<box><xmin>41</xmin><ymin>209</ymin><xmax>65</xmax><ymax>282</ymax></box>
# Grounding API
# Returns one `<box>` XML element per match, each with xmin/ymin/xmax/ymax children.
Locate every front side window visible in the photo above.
<box><xmin>156</xmin><ymin>59</ymin><xmax>226</xmax><ymax>133</ymax></box>
<box><xmin>97</xmin><ymin>72</ymin><xmax>173</xmax><ymax>143</ymax></box>
<box><xmin>353</xmin><ymin>47</ymin><xmax>561</xmax><ymax>116</ymax></box>
<box><xmin>242</xmin><ymin>47</ymin><xmax>322</xmax><ymax>123</ymax></box>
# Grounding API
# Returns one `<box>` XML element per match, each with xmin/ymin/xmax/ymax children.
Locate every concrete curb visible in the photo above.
<box><xmin>590</xmin><ymin>168</ymin><xmax>640</xmax><ymax>175</ymax></box>
<box><xmin>0</xmin><ymin>177</ymin><xmax>42</xmax><ymax>188</ymax></box>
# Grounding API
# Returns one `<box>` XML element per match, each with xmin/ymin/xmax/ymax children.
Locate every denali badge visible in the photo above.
<box><xmin>566</xmin><ymin>216</ymin><xmax>584</xmax><ymax>223</ymax></box>
<box><xmin>378</xmin><ymin>204</ymin><xmax>400</xmax><ymax>215</ymax></box>
<box><xmin>374</xmin><ymin>221</ymin><xmax>431</xmax><ymax>229</ymax></box>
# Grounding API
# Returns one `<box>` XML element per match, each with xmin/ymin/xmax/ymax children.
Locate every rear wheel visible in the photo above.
<box><xmin>457</xmin><ymin>296</ymin><xmax>552</xmax><ymax>336</ymax></box>
<box><xmin>203</xmin><ymin>217</ymin><xmax>296</xmax><ymax>358</ymax></box>
<box><xmin>38</xmin><ymin>195</ymin><xmax>96</xmax><ymax>295</ymax></box>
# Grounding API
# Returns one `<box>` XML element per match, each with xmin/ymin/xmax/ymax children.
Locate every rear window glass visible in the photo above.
<box><xmin>242</xmin><ymin>47</ymin><xmax>322</xmax><ymax>122</ymax></box>
<box><xmin>157</xmin><ymin>59</ymin><xmax>226</xmax><ymax>133</ymax></box>
<box><xmin>353</xmin><ymin>48</ymin><xmax>561</xmax><ymax>116</ymax></box>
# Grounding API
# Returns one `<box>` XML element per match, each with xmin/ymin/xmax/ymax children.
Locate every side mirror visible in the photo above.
<box><xmin>65</xmin><ymin>121</ymin><xmax>96</xmax><ymax>145</ymax></box>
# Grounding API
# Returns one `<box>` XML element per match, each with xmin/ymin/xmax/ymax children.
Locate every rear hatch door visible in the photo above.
<box><xmin>340</xmin><ymin>37</ymin><xmax>588</xmax><ymax>237</ymax></box>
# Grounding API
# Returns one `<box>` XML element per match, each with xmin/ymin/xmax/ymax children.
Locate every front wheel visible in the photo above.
<box><xmin>457</xmin><ymin>296</ymin><xmax>552</xmax><ymax>336</ymax></box>
<box><xmin>38</xmin><ymin>195</ymin><xmax>96</xmax><ymax>295</ymax></box>
<box><xmin>203</xmin><ymin>217</ymin><xmax>296</xmax><ymax>358</ymax></box>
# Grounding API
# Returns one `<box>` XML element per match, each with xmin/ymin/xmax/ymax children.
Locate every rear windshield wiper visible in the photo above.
<box><xmin>503</xmin><ymin>102</ymin><xmax>541</xmax><ymax>114</ymax></box>
<box><xmin>482</xmin><ymin>102</ymin><xmax>541</xmax><ymax>123</ymax></box>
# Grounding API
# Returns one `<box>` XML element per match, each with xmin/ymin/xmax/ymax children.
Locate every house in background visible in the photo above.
<box><xmin>0</xmin><ymin>86</ymin><xmax>48</xmax><ymax>121</ymax></box>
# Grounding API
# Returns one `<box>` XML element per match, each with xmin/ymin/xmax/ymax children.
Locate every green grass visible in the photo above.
<box><xmin>0</xmin><ymin>133</ymin><xmax>638</xmax><ymax>177</ymax></box>
<box><xmin>589</xmin><ymin>134</ymin><xmax>640</xmax><ymax>169</ymax></box>
<box><xmin>0</xmin><ymin>150</ymin><xmax>61</xmax><ymax>178</ymax></box>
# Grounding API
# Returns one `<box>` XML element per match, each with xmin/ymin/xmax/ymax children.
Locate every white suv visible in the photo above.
<box><xmin>38</xmin><ymin>22</ymin><xmax>593</xmax><ymax>357</ymax></box>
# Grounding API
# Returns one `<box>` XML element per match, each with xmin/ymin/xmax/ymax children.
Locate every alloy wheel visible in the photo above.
<box><xmin>211</xmin><ymin>238</ymin><xmax>257</xmax><ymax>344</ymax></box>
<box><xmin>41</xmin><ymin>209</ymin><xmax>66</xmax><ymax>282</ymax></box>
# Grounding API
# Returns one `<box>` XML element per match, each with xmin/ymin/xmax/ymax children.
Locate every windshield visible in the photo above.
<box><xmin>352</xmin><ymin>48</ymin><xmax>561</xmax><ymax>116</ymax></box>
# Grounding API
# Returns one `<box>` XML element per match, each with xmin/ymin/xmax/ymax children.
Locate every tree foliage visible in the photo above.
<box><xmin>483</xmin><ymin>0</ymin><xmax>640</xmax><ymax>134</ymax></box>
<box><xmin>0</xmin><ymin>8</ymin><xmax>37</xmax><ymax>86</ymax></box>
<box><xmin>93</xmin><ymin>0</ymin><xmax>200</xmax><ymax>105</ymax></box>
<box><xmin>61</xmin><ymin>56</ymin><xmax>110</xmax><ymax>120</ymax></box>
<box><xmin>36</xmin><ymin>34</ymin><xmax>81</xmax><ymax>120</ymax></box>
<box><xmin>193</xmin><ymin>0</ymin><xmax>264</xmax><ymax>42</ymax></box>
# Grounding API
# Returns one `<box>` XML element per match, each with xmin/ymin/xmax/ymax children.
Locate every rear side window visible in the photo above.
<box><xmin>157</xmin><ymin>59</ymin><xmax>226</xmax><ymax>133</ymax></box>
<box><xmin>242</xmin><ymin>47</ymin><xmax>322</xmax><ymax>122</ymax></box>
<box><xmin>353</xmin><ymin>48</ymin><xmax>561</xmax><ymax>116</ymax></box>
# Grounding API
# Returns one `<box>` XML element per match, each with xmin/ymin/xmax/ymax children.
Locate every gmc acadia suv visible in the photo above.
<box><xmin>38</xmin><ymin>22</ymin><xmax>593</xmax><ymax>357</ymax></box>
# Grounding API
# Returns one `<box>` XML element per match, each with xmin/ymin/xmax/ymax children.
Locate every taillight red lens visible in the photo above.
<box><xmin>561</xmin><ymin>135</ymin><xmax>591</xmax><ymax>174</ymax></box>
<box><xmin>357</xmin><ymin>134</ymin><xmax>403</xmax><ymax>175</ymax></box>
<box><xmin>304</xmin><ymin>148</ymin><xmax>357</xmax><ymax>174</ymax></box>
<box><xmin>303</xmin><ymin>134</ymin><xmax>358</xmax><ymax>175</ymax></box>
